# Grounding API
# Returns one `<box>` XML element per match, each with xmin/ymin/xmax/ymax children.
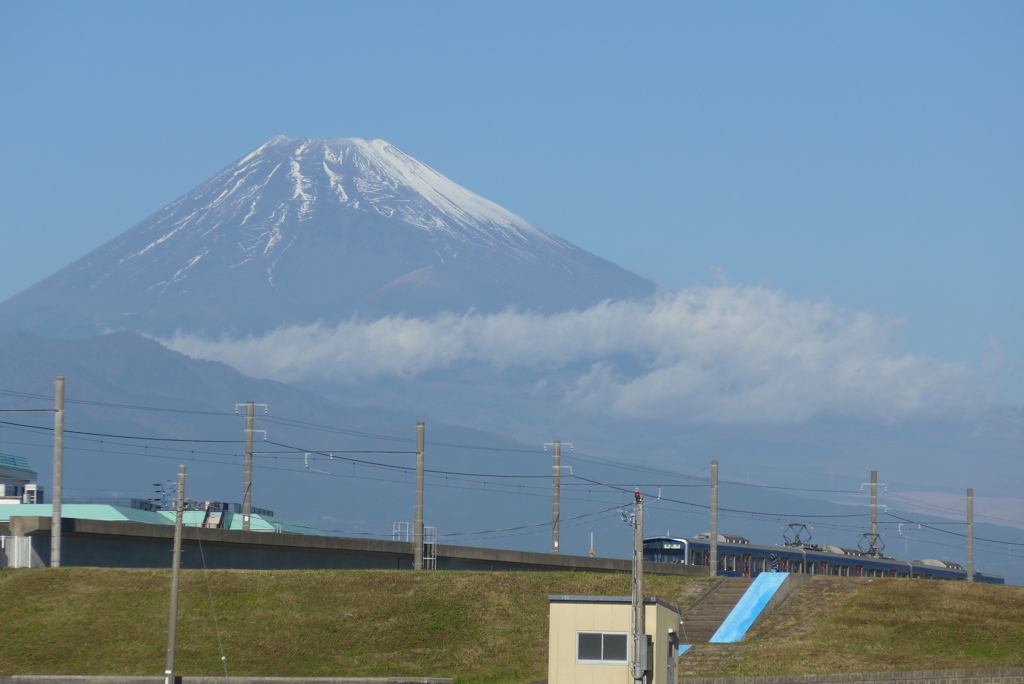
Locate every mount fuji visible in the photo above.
<box><xmin>0</xmin><ymin>136</ymin><xmax>656</xmax><ymax>338</ymax></box>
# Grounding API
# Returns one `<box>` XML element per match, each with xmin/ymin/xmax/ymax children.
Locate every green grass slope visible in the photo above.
<box><xmin>3</xmin><ymin>570</ymin><xmax>1021</xmax><ymax>682</ymax></box>
<box><xmin>715</xmin><ymin>578</ymin><xmax>1024</xmax><ymax>676</ymax></box>
<box><xmin>0</xmin><ymin>568</ymin><xmax>703</xmax><ymax>682</ymax></box>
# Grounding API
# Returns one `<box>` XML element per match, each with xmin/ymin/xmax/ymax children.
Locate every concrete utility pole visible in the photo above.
<box><xmin>966</xmin><ymin>488</ymin><xmax>974</xmax><ymax>582</ymax></box>
<box><xmin>630</xmin><ymin>490</ymin><xmax>646</xmax><ymax>684</ymax></box>
<box><xmin>552</xmin><ymin>441</ymin><xmax>561</xmax><ymax>554</ymax></box>
<box><xmin>164</xmin><ymin>465</ymin><xmax>186</xmax><ymax>684</ymax></box>
<box><xmin>544</xmin><ymin>440</ymin><xmax>573</xmax><ymax>554</ymax></box>
<box><xmin>241</xmin><ymin>401</ymin><xmax>254</xmax><ymax>531</ymax></box>
<box><xmin>709</xmin><ymin>460</ymin><xmax>718</xmax><ymax>577</ymax></box>
<box><xmin>51</xmin><ymin>376</ymin><xmax>65</xmax><ymax>568</ymax></box>
<box><xmin>414</xmin><ymin>421</ymin><xmax>425</xmax><ymax>571</ymax></box>
<box><xmin>236</xmin><ymin>402</ymin><xmax>267</xmax><ymax>531</ymax></box>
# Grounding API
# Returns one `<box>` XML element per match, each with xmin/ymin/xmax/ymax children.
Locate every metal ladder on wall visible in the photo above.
<box><xmin>0</xmin><ymin>536</ymin><xmax>33</xmax><ymax>568</ymax></box>
<box><xmin>392</xmin><ymin>522</ymin><xmax>438</xmax><ymax>570</ymax></box>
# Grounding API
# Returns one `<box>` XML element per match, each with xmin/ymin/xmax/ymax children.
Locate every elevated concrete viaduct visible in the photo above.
<box><xmin>1</xmin><ymin>516</ymin><xmax>704</xmax><ymax>575</ymax></box>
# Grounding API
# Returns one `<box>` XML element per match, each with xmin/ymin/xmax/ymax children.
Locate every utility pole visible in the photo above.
<box><xmin>241</xmin><ymin>401</ymin><xmax>254</xmax><ymax>531</ymax></box>
<box><xmin>629</xmin><ymin>490</ymin><xmax>646</xmax><ymax>684</ymax></box>
<box><xmin>859</xmin><ymin>471</ymin><xmax>887</xmax><ymax>556</ymax></box>
<box><xmin>966</xmin><ymin>487</ymin><xmax>974</xmax><ymax>582</ymax></box>
<box><xmin>870</xmin><ymin>470</ymin><xmax>877</xmax><ymax>539</ymax></box>
<box><xmin>864</xmin><ymin>466</ymin><xmax>880</xmax><ymax>557</ymax></box>
<box><xmin>235</xmin><ymin>402</ymin><xmax>267</xmax><ymax>531</ymax></box>
<box><xmin>544</xmin><ymin>441</ymin><xmax>573</xmax><ymax>555</ymax></box>
<box><xmin>51</xmin><ymin>376</ymin><xmax>65</xmax><ymax>568</ymax></box>
<box><xmin>552</xmin><ymin>441</ymin><xmax>561</xmax><ymax>554</ymax></box>
<box><xmin>709</xmin><ymin>460</ymin><xmax>718</xmax><ymax>577</ymax></box>
<box><xmin>163</xmin><ymin>465</ymin><xmax>186</xmax><ymax>684</ymax></box>
<box><xmin>414</xmin><ymin>421</ymin><xmax>425</xmax><ymax>571</ymax></box>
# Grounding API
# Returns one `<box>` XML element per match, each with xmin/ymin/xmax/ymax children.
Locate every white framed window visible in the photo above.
<box><xmin>577</xmin><ymin>632</ymin><xmax>628</xmax><ymax>664</ymax></box>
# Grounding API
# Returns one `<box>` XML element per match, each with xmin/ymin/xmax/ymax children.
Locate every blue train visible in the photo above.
<box><xmin>643</xmin><ymin>532</ymin><xmax>1004</xmax><ymax>584</ymax></box>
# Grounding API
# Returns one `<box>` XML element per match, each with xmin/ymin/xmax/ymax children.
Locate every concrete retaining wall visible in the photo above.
<box><xmin>681</xmin><ymin>667</ymin><xmax>1024</xmax><ymax>684</ymax></box>
<box><xmin>4</xmin><ymin>516</ymin><xmax>704</xmax><ymax>576</ymax></box>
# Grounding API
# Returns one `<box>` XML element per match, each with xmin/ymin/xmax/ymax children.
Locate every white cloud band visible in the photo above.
<box><xmin>162</xmin><ymin>286</ymin><xmax>996</xmax><ymax>424</ymax></box>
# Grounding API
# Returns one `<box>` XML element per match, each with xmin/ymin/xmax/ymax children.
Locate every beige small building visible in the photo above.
<box><xmin>548</xmin><ymin>595</ymin><xmax>681</xmax><ymax>684</ymax></box>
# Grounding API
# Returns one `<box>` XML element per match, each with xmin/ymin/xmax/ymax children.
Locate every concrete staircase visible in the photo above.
<box><xmin>677</xmin><ymin>643</ymin><xmax>755</xmax><ymax>677</ymax></box>
<box><xmin>678</xmin><ymin>577</ymin><xmax>754</xmax><ymax>643</ymax></box>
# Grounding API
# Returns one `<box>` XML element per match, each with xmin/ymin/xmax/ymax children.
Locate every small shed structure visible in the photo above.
<box><xmin>548</xmin><ymin>595</ymin><xmax>680</xmax><ymax>684</ymax></box>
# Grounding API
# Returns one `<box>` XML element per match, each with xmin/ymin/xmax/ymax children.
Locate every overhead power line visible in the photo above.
<box><xmin>4</xmin><ymin>383</ymin><xmax>1023</xmax><ymax>549</ymax></box>
<box><xmin>438</xmin><ymin>505</ymin><xmax>622</xmax><ymax>539</ymax></box>
<box><xmin>884</xmin><ymin>511</ymin><xmax>1024</xmax><ymax>548</ymax></box>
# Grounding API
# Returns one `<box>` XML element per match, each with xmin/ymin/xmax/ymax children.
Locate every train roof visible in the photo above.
<box><xmin>645</xmin><ymin>535</ymin><xmax>884</xmax><ymax>559</ymax></box>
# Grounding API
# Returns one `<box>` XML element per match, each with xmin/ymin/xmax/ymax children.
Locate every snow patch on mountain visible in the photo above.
<box><xmin>107</xmin><ymin>136</ymin><xmax>565</xmax><ymax>285</ymax></box>
<box><xmin>344</xmin><ymin>138</ymin><xmax>550</xmax><ymax>246</ymax></box>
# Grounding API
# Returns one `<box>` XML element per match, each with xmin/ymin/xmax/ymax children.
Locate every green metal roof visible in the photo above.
<box><xmin>222</xmin><ymin>511</ymin><xmax>320</xmax><ymax>535</ymax></box>
<box><xmin>0</xmin><ymin>504</ymin><xmax>169</xmax><ymax>524</ymax></box>
<box><xmin>0</xmin><ymin>453</ymin><xmax>34</xmax><ymax>472</ymax></box>
<box><xmin>0</xmin><ymin>503</ymin><xmax>321</xmax><ymax>535</ymax></box>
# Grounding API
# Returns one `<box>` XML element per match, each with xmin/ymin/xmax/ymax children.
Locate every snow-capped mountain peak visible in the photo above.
<box><xmin>201</xmin><ymin>136</ymin><xmax>554</xmax><ymax>256</ymax></box>
<box><xmin>0</xmin><ymin>136</ymin><xmax>656</xmax><ymax>337</ymax></box>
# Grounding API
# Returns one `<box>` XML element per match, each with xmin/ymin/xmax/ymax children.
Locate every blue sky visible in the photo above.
<box><xmin>1</xmin><ymin>1</ymin><xmax>1021</xmax><ymax>403</ymax></box>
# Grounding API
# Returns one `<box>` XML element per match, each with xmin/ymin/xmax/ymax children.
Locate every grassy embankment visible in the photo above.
<box><xmin>0</xmin><ymin>568</ymin><xmax>703</xmax><ymax>682</ymax></box>
<box><xmin>1</xmin><ymin>570</ymin><xmax>1022</xmax><ymax>682</ymax></box>
<box><xmin>718</xmin><ymin>578</ymin><xmax>1024</xmax><ymax>677</ymax></box>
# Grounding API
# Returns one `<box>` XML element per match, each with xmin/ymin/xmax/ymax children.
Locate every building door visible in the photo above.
<box><xmin>667</xmin><ymin>631</ymin><xmax>679</xmax><ymax>684</ymax></box>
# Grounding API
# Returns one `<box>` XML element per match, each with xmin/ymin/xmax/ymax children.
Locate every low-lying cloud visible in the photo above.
<box><xmin>163</xmin><ymin>286</ymin><xmax>997</xmax><ymax>424</ymax></box>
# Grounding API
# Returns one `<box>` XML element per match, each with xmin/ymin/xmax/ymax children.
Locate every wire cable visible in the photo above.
<box><xmin>191</xmin><ymin>524</ymin><xmax>230</xmax><ymax>676</ymax></box>
<box><xmin>438</xmin><ymin>504</ymin><xmax>622</xmax><ymax>539</ymax></box>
